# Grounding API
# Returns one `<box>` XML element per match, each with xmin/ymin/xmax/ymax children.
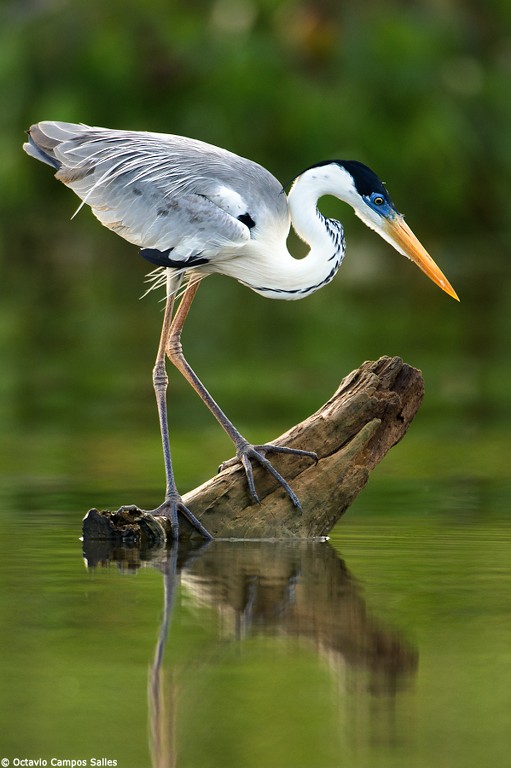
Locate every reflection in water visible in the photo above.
<box><xmin>83</xmin><ymin>539</ymin><xmax>418</xmax><ymax>766</ymax></box>
<box><xmin>148</xmin><ymin>543</ymin><xmax>179</xmax><ymax>768</ymax></box>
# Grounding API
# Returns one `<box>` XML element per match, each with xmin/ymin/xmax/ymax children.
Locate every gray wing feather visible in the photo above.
<box><xmin>24</xmin><ymin>121</ymin><xmax>289</xmax><ymax>263</ymax></box>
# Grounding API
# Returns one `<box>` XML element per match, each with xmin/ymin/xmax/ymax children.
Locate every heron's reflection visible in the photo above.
<box><xmin>83</xmin><ymin>539</ymin><xmax>418</xmax><ymax>766</ymax></box>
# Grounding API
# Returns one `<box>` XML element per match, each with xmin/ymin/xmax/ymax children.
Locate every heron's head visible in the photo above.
<box><xmin>304</xmin><ymin>160</ymin><xmax>459</xmax><ymax>301</ymax></box>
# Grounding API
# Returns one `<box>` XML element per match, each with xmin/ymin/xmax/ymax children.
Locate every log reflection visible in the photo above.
<box><xmin>182</xmin><ymin>541</ymin><xmax>417</xmax><ymax>685</ymax></box>
<box><xmin>83</xmin><ymin>539</ymin><xmax>418</xmax><ymax>766</ymax></box>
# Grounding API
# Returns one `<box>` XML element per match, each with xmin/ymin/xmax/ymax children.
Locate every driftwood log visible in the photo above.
<box><xmin>83</xmin><ymin>355</ymin><xmax>424</xmax><ymax>542</ymax></box>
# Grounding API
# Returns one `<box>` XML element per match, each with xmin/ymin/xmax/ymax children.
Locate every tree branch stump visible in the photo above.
<box><xmin>83</xmin><ymin>355</ymin><xmax>424</xmax><ymax>542</ymax></box>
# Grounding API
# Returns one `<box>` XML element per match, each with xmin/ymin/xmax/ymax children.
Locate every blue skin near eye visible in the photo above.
<box><xmin>364</xmin><ymin>192</ymin><xmax>398</xmax><ymax>219</ymax></box>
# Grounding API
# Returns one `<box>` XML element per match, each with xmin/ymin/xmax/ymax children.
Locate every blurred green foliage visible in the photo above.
<box><xmin>2</xmin><ymin>0</ymin><xmax>510</xmax><ymax>231</ymax></box>
<box><xmin>1</xmin><ymin>0</ymin><xmax>510</xmax><ymax>484</ymax></box>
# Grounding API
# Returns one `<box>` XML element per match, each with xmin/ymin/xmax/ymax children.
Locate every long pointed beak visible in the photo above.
<box><xmin>383</xmin><ymin>216</ymin><xmax>459</xmax><ymax>301</ymax></box>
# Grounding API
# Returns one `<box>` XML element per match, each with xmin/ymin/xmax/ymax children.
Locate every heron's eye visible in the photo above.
<box><xmin>373</xmin><ymin>195</ymin><xmax>385</xmax><ymax>206</ymax></box>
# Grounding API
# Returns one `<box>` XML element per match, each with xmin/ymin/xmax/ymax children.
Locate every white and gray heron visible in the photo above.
<box><xmin>23</xmin><ymin>121</ymin><xmax>458</xmax><ymax>540</ymax></box>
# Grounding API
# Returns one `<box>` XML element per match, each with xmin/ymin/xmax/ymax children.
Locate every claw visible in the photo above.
<box><xmin>240</xmin><ymin>451</ymin><xmax>260</xmax><ymax>504</ymax></box>
<box><xmin>220</xmin><ymin>442</ymin><xmax>317</xmax><ymax>511</ymax></box>
<box><xmin>149</xmin><ymin>498</ymin><xmax>213</xmax><ymax>541</ymax></box>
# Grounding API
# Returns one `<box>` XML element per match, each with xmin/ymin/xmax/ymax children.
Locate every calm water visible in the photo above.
<box><xmin>0</xmin><ymin>476</ymin><xmax>509</xmax><ymax>768</ymax></box>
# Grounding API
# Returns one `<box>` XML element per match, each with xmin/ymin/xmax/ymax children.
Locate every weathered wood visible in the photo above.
<box><xmin>82</xmin><ymin>355</ymin><xmax>424</xmax><ymax>542</ymax></box>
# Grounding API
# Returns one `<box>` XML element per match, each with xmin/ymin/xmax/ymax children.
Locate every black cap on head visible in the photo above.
<box><xmin>307</xmin><ymin>159</ymin><xmax>396</xmax><ymax>208</ymax></box>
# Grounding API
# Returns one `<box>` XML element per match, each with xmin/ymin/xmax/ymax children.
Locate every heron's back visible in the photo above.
<box><xmin>24</xmin><ymin>122</ymin><xmax>290</xmax><ymax>263</ymax></box>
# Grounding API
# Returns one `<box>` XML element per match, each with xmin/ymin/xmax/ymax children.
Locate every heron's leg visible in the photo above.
<box><xmin>166</xmin><ymin>278</ymin><xmax>316</xmax><ymax>510</ymax></box>
<box><xmin>149</xmin><ymin>281</ymin><xmax>213</xmax><ymax>540</ymax></box>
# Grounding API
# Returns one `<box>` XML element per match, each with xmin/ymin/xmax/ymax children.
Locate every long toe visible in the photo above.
<box><xmin>254</xmin><ymin>444</ymin><xmax>318</xmax><ymax>463</ymax></box>
<box><xmin>177</xmin><ymin>503</ymin><xmax>214</xmax><ymax>540</ymax></box>
<box><xmin>150</xmin><ymin>499</ymin><xmax>213</xmax><ymax>541</ymax></box>
<box><xmin>238</xmin><ymin>444</ymin><xmax>305</xmax><ymax>511</ymax></box>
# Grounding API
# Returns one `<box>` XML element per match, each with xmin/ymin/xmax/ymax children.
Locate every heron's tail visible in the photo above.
<box><xmin>23</xmin><ymin>123</ymin><xmax>65</xmax><ymax>170</ymax></box>
<box><xmin>23</xmin><ymin>121</ymin><xmax>91</xmax><ymax>170</ymax></box>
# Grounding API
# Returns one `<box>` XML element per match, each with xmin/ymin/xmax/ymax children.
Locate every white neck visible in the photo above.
<box><xmin>234</xmin><ymin>165</ymin><xmax>360</xmax><ymax>300</ymax></box>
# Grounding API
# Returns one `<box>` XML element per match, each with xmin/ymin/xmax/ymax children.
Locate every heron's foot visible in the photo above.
<box><xmin>219</xmin><ymin>442</ymin><xmax>317</xmax><ymax>510</ymax></box>
<box><xmin>152</xmin><ymin>497</ymin><xmax>213</xmax><ymax>540</ymax></box>
<box><xmin>119</xmin><ymin>499</ymin><xmax>213</xmax><ymax>541</ymax></box>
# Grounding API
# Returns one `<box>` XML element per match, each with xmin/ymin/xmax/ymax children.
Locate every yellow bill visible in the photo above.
<box><xmin>383</xmin><ymin>216</ymin><xmax>459</xmax><ymax>301</ymax></box>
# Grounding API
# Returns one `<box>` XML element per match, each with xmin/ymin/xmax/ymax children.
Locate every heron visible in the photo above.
<box><xmin>23</xmin><ymin>121</ymin><xmax>458</xmax><ymax>540</ymax></box>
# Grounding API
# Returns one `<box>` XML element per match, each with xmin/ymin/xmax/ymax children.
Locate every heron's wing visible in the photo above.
<box><xmin>24</xmin><ymin>122</ymin><xmax>288</xmax><ymax>264</ymax></box>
